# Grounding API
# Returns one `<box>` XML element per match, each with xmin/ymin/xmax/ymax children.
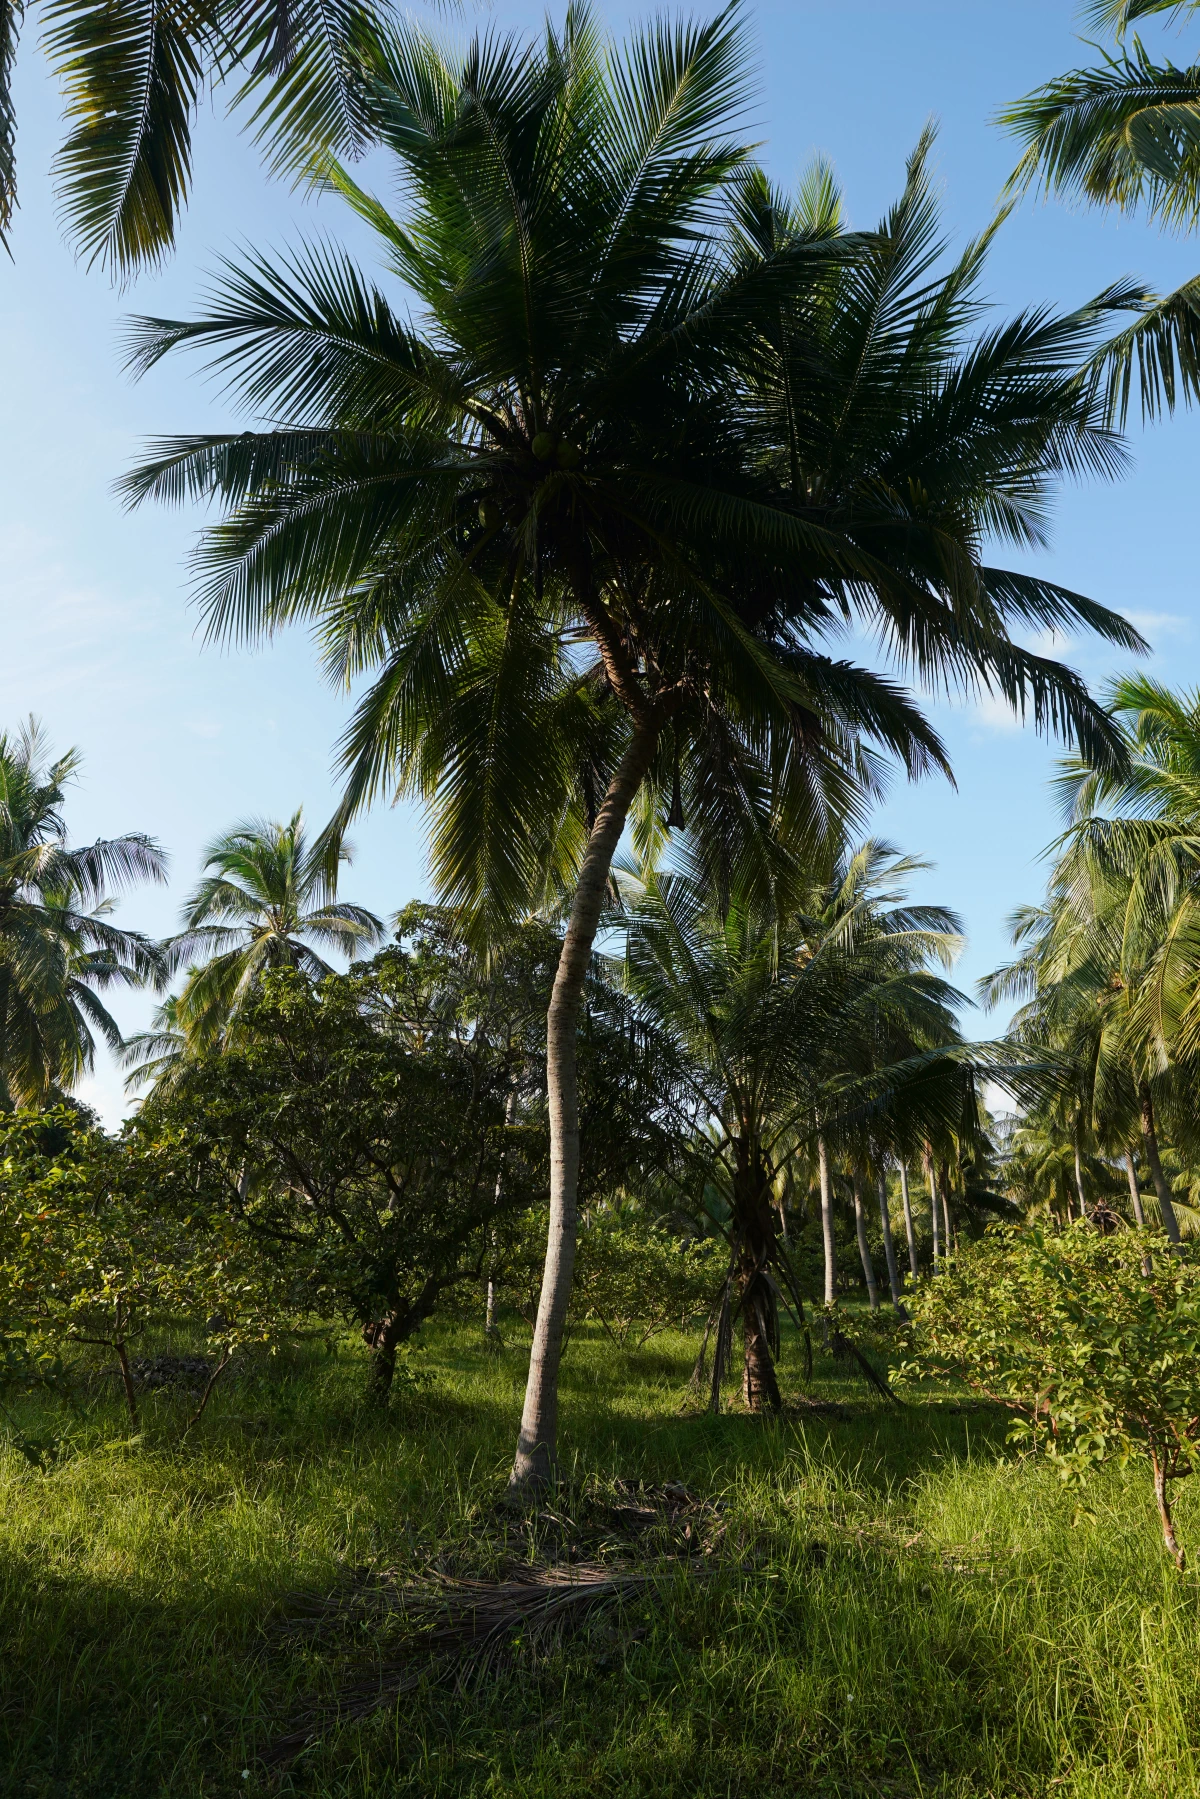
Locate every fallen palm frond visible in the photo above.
<box><xmin>263</xmin><ymin>1561</ymin><xmax>689</xmax><ymax>1771</ymax></box>
<box><xmin>830</xmin><ymin>1330</ymin><xmax>903</xmax><ymax>1405</ymax></box>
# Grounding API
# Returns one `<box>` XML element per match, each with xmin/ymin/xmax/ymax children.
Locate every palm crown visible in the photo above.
<box><xmin>0</xmin><ymin>720</ymin><xmax>166</xmax><ymax>1104</ymax></box>
<box><xmin>1002</xmin><ymin>0</ymin><xmax>1200</xmax><ymax>420</ymax></box>
<box><xmin>165</xmin><ymin>810</ymin><xmax>383</xmax><ymax>1048</ymax></box>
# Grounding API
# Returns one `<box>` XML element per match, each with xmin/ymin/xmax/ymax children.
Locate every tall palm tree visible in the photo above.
<box><xmin>0</xmin><ymin>719</ymin><xmax>166</xmax><ymax>1103</ymax></box>
<box><xmin>980</xmin><ymin>683</ymin><xmax>1200</xmax><ymax>1241</ymax></box>
<box><xmin>1002</xmin><ymin>1</ymin><xmax>1200</xmax><ymax>421</ymax></box>
<box><xmin>165</xmin><ymin>810</ymin><xmax>383</xmax><ymax>1047</ymax></box>
<box><xmin>123</xmin><ymin>8</ymin><xmax>1142</xmax><ymax>1485</ymax></box>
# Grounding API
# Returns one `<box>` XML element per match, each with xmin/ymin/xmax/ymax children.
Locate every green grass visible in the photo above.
<box><xmin>2</xmin><ymin>1317</ymin><xmax>1199</xmax><ymax>1798</ymax></box>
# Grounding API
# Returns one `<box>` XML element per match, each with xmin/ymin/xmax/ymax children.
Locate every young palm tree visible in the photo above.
<box><xmin>1002</xmin><ymin>1</ymin><xmax>1200</xmax><ymax>420</ymax></box>
<box><xmin>123</xmin><ymin>8</ymin><xmax>1142</xmax><ymax>1484</ymax></box>
<box><xmin>0</xmin><ymin>720</ymin><xmax>166</xmax><ymax>1103</ymax></box>
<box><xmin>619</xmin><ymin>842</ymin><xmax>969</xmax><ymax>1407</ymax></box>
<box><xmin>165</xmin><ymin>810</ymin><xmax>383</xmax><ymax>1047</ymax></box>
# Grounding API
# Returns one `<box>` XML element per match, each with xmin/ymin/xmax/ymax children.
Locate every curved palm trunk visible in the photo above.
<box><xmin>818</xmin><ymin>1134</ymin><xmax>836</xmax><ymax>1309</ymax></box>
<box><xmin>1139</xmin><ymin>1085</ymin><xmax>1181</xmax><ymax>1245</ymax></box>
<box><xmin>510</xmin><ymin>725</ymin><xmax>660</xmax><ymax>1491</ymax></box>
<box><xmin>852</xmin><ymin>1168</ymin><xmax>879</xmax><ymax>1311</ymax></box>
<box><xmin>1124</xmin><ymin>1148</ymin><xmax>1148</xmax><ymax>1231</ymax></box>
<box><xmin>899</xmin><ymin>1160</ymin><xmax>918</xmax><ymax>1279</ymax></box>
<box><xmin>1073</xmin><ymin>1132</ymin><xmax>1088</xmax><ymax>1219</ymax></box>
<box><xmin>876</xmin><ymin>1166</ymin><xmax>907</xmax><ymax>1316</ymax></box>
<box><xmin>924</xmin><ymin>1146</ymin><xmax>940</xmax><ymax>1269</ymax></box>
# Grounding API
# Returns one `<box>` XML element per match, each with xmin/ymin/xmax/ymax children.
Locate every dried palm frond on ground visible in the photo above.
<box><xmin>263</xmin><ymin>1561</ymin><xmax>691</xmax><ymax>1771</ymax></box>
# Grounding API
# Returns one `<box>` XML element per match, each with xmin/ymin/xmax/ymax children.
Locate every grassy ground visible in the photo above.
<box><xmin>2</xmin><ymin>1316</ymin><xmax>1199</xmax><ymax>1798</ymax></box>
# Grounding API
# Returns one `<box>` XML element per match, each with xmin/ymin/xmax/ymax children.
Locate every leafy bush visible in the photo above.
<box><xmin>0</xmin><ymin>1109</ymin><xmax>293</xmax><ymax>1430</ymax></box>
<box><xmin>912</xmin><ymin>1222</ymin><xmax>1200</xmax><ymax>1567</ymax></box>
<box><xmin>573</xmin><ymin>1217</ymin><xmax>721</xmax><ymax>1347</ymax></box>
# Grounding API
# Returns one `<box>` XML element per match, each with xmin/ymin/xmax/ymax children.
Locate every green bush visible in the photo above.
<box><xmin>912</xmin><ymin>1221</ymin><xmax>1200</xmax><ymax>1567</ymax></box>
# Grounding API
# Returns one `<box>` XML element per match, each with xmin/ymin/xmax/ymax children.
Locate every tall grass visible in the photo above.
<box><xmin>2</xmin><ymin>1319</ymin><xmax>1197</xmax><ymax>1796</ymax></box>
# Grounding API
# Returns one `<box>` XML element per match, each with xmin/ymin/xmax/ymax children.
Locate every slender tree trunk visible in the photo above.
<box><xmin>818</xmin><ymin>1134</ymin><xmax>836</xmax><ymax>1309</ymax></box>
<box><xmin>510</xmin><ymin>725</ymin><xmax>660</xmax><ymax>1490</ymax></box>
<box><xmin>113</xmin><ymin>1310</ymin><xmax>139</xmax><ymax>1431</ymax></box>
<box><xmin>852</xmin><ymin>1168</ymin><xmax>879</xmax><ymax>1311</ymax></box>
<box><xmin>1124</xmin><ymin>1149</ymin><xmax>1148</xmax><ymax>1231</ymax></box>
<box><xmin>1139</xmin><ymin>1085</ymin><xmax>1181</xmax><ymax>1245</ymax></box>
<box><xmin>924</xmin><ymin>1146</ymin><xmax>940</xmax><ymax>1268</ymax></box>
<box><xmin>1073</xmin><ymin>1132</ymin><xmax>1088</xmax><ymax>1219</ymax></box>
<box><xmin>876</xmin><ymin>1166</ymin><xmax>907</xmax><ymax>1316</ymax></box>
<box><xmin>937</xmin><ymin>1165</ymin><xmax>954</xmax><ymax>1266</ymax></box>
<box><xmin>1152</xmin><ymin>1449</ymin><xmax>1185</xmax><ymax>1571</ymax></box>
<box><xmin>485</xmin><ymin>1087</ymin><xmax>519</xmax><ymax>1347</ymax></box>
<box><xmin>899</xmin><ymin>1160</ymin><xmax>918</xmax><ymax>1280</ymax></box>
<box><xmin>776</xmin><ymin>1198</ymin><xmax>790</xmax><ymax>1246</ymax></box>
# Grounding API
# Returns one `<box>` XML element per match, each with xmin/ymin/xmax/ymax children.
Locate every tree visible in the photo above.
<box><xmin>124</xmin><ymin>7</ymin><xmax>1143</xmax><ymax>1485</ymax></box>
<box><xmin>0</xmin><ymin>0</ymin><xmax>441</xmax><ymax>273</ymax></box>
<box><xmin>1002</xmin><ymin>0</ymin><xmax>1200</xmax><ymax>422</ymax></box>
<box><xmin>164</xmin><ymin>810</ymin><xmax>383</xmax><ymax>1049</ymax></box>
<box><xmin>0</xmin><ymin>720</ymin><xmax>165</xmax><ymax>1105</ymax></box>
<box><xmin>984</xmin><ymin>678</ymin><xmax>1200</xmax><ymax>1243</ymax></box>
<box><xmin>914</xmin><ymin>1221</ymin><xmax>1200</xmax><ymax>1571</ymax></box>
<box><xmin>618</xmin><ymin>843</ymin><xmax>970</xmax><ymax>1408</ymax></box>
<box><xmin>0</xmin><ymin>1107</ymin><xmax>293</xmax><ymax>1430</ymax></box>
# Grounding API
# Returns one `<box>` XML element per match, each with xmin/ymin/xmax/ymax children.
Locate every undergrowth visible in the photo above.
<box><xmin>1</xmin><ymin>1316</ymin><xmax>1197</xmax><ymax>1797</ymax></box>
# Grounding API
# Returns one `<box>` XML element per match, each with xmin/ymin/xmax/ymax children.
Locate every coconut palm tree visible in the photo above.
<box><xmin>164</xmin><ymin>810</ymin><xmax>383</xmax><ymax>1048</ymax></box>
<box><xmin>1002</xmin><ymin>1</ymin><xmax>1200</xmax><ymax>421</ymax></box>
<box><xmin>618</xmin><ymin>841</ymin><xmax>971</xmax><ymax>1408</ymax></box>
<box><xmin>0</xmin><ymin>719</ymin><xmax>166</xmax><ymax>1104</ymax></box>
<box><xmin>123</xmin><ymin>7</ymin><xmax>1143</xmax><ymax>1484</ymax></box>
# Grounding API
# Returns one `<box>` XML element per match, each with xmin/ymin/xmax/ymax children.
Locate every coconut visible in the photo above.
<box><xmin>531</xmin><ymin>431</ymin><xmax>555</xmax><ymax>462</ymax></box>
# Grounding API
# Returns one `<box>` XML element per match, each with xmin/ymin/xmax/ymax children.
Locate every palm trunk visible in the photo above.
<box><xmin>899</xmin><ymin>1160</ymin><xmax>918</xmax><ymax>1279</ymax></box>
<box><xmin>924</xmin><ymin>1146</ymin><xmax>940</xmax><ymax>1268</ymax></box>
<box><xmin>818</xmin><ymin>1134</ymin><xmax>836</xmax><ymax>1309</ymax></box>
<box><xmin>852</xmin><ymin>1168</ymin><xmax>879</xmax><ymax>1311</ymax></box>
<box><xmin>876</xmin><ymin>1166</ymin><xmax>907</xmax><ymax>1316</ymax></box>
<box><xmin>1139</xmin><ymin>1084</ymin><xmax>1181</xmax><ymax>1245</ymax></box>
<box><xmin>1073</xmin><ymin>1132</ymin><xmax>1088</xmax><ymax>1219</ymax></box>
<box><xmin>937</xmin><ymin>1164</ymin><xmax>954</xmax><ymax>1265</ymax></box>
<box><xmin>1124</xmin><ymin>1148</ymin><xmax>1148</xmax><ymax>1231</ymax></box>
<box><xmin>510</xmin><ymin>724</ymin><xmax>660</xmax><ymax>1490</ymax></box>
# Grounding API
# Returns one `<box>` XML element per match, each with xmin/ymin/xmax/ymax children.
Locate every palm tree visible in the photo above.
<box><xmin>123</xmin><ymin>8</ymin><xmax>1143</xmax><ymax>1485</ymax></box>
<box><xmin>0</xmin><ymin>719</ymin><xmax>166</xmax><ymax>1104</ymax></box>
<box><xmin>980</xmin><ymin>683</ymin><xmax>1200</xmax><ymax>1241</ymax></box>
<box><xmin>619</xmin><ymin>842</ymin><xmax>968</xmax><ymax>1408</ymax></box>
<box><xmin>1002</xmin><ymin>1</ymin><xmax>1200</xmax><ymax>421</ymax></box>
<box><xmin>164</xmin><ymin>810</ymin><xmax>383</xmax><ymax>1047</ymax></box>
<box><xmin>118</xmin><ymin>991</ymin><xmax>190</xmax><ymax>1094</ymax></box>
<box><xmin>0</xmin><ymin>0</ymin><xmax>456</xmax><ymax>273</ymax></box>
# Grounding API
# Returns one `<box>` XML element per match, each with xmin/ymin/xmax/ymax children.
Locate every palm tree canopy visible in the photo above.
<box><xmin>0</xmin><ymin>0</ymin><xmax>424</xmax><ymax>273</ymax></box>
<box><xmin>0</xmin><ymin>718</ymin><xmax>167</xmax><ymax>1104</ymax></box>
<box><xmin>123</xmin><ymin>5</ymin><xmax>1145</xmax><ymax>942</ymax></box>
<box><xmin>1001</xmin><ymin>1</ymin><xmax>1200</xmax><ymax>420</ymax></box>
<box><xmin>165</xmin><ymin>808</ymin><xmax>383</xmax><ymax>1047</ymax></box>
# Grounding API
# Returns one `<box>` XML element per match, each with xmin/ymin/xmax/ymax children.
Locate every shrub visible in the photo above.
<box><xmin>912</xmin><ymin>1221</ymin><xmax>1200</xmax><ymax>1567</ymax></box>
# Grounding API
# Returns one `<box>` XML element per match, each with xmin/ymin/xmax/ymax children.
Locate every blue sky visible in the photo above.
<box><xmin>3</xmin><ymin>0</ymin><xmax>1200</xmax><ymax>1122</ymax></box>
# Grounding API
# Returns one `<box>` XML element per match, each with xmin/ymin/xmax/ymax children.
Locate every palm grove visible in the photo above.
<box><xmin>7</xmin><ymin>1</ymin><xmax>1200</xmax><ymax>1558</ymax></box>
